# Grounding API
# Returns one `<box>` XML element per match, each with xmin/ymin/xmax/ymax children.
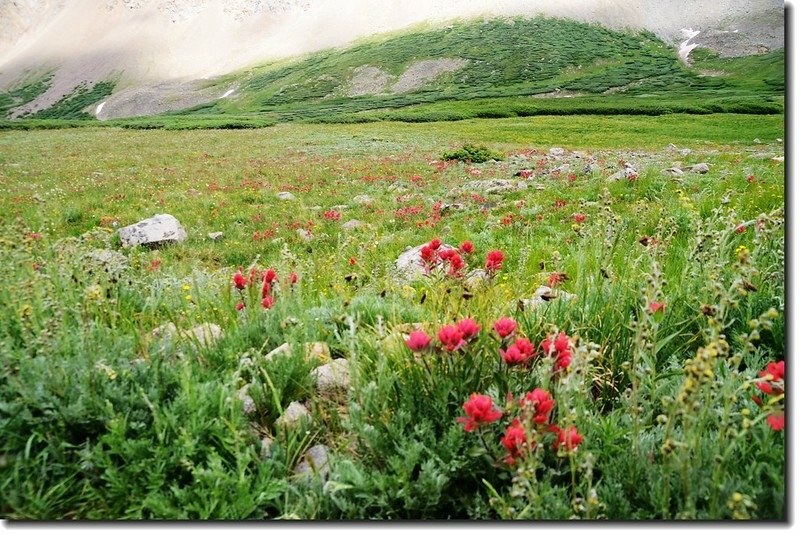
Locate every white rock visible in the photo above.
<box><xmin>311</xmin><ymin>359</ymin><xmax>350</xmax><ymax>398</ymax></box>
<box><xmin>549</xmin><ymin>147</ymin><xmax>565</xmax><ymax>157</ymax></box>
<box><xmin>662</xmin><ymin>167</ymin><xmax>684</xmax><ymax>177</ymax></box>
<box><xmin>118</xmin><ymin>214</ymin><xmax>187</xmax><ymax>248</ymax></box>
<box><xmin>185</xmin><ymin>323</ymin><xmax>223</xmax><ymax>347</ymax></box>
<box><xmin>264</xmin><ymin>342</ymin><xmax>292</xmax><ymax>362</ymax></box>
<box><xmin>394</xmin><ymin>242</ymin><xmax>457</xmax><ymax>281</ymax></box>
<box><xmin>465</xmin><ymin>268</ymin><xmax>489</xmax><ymax>288</ymax></box>
<box><xmin>520</xmin><ymin>285</ymin><xmax>577</xmax><ymax>310</ymax></box>
<box><xmin>688</xmin><ymin>163</ymin><xmax>710</xmax><ymax>174</ymax></box>
<box><xmin>297</xmin><ymin>229</ymin><xmax>313</xmax><ymax>241</ymax></box>
<box><xmin>275</xmin><ymin>401</ymin><xmax>311</xmax><ymax>429</ymax></box>
<box><xmin>207</xmin><ymin>231</ymin><xmax>224</xmax><ymax>241</ymax></box>
<box><xmin>276</xmin><ymin>192</ymin><xmax>296</xmax><ymax>201</ymax></box>
<box><xmin>237</xmin><ymin>385</ymin><xmax>256</xmax><ymax>414</ymax></box>
<box><xmin>294</xmin><ymin>444</ymin><xmax>329</xmax><ymax>480</ymax></box>
<box><xmin>458</xmin><ymin>179</ymin><xmax>527</xmax><ymax>195</ymax></box>
<box><xmin>342</xmin><ymin>219</ymin><xmax>363</xmax><ymax>230</ymax></box>
<box><xmin>353</xmin><ymin>195</ymin><xmax>373</xmax><ymax>205</ymax></box>
<box><xmin>260</xmin><ymin>436</ymin><xmax>275</xmax><ymax>459</ymax></box>
<box><xmin>607</xmin><ymin>166</ymin><xmax>639</xmax><ymax>182</ymax></box>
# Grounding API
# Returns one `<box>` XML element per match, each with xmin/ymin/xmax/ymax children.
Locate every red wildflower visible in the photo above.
<box><xmin>756</xmin><ymin>360</ymin><xmax>784</xmax><ymax>395</ymax></box>
<box><xmin>420</xmin><ymin>245</ymin><xmax>437</xmax><ymax>266</ymax></box>
<box><xmin>513</xmin><ymin>338</ymin><xmax>536</xmax><ymax>360</ymax></box>
<box><xmin>438</xmin><ymin>325</ymin><xmax>465</xmax><ymax>351</ymax></box>
<box><xmin>501</xmin><ymin>419</ymin><xmax>530</xmax><ymax>464</ymax></box>
<box><xmin>553</xmin><ymin>425</ymin><xmax>583</xmax><ymax>451</ymax></box>
<box><xmin>456</xmin><ymin>318</ymin><xmax>481</xmax><ymax>340</ymax></box>
<box><xmin>521</xmin><ymin>388</ymin><xmax>555</xmax><ymax>424</ymax></box>
<box><xmin>233</xmin><ymin>269</ymin><xmax>247</xmax><ymax>290</ymax></box>
<box><xmin>747</xmin><ymin>174</ymin><xmax>756</xmax><ymax>183</ymax></box>
<box><xmin>261</xmin><ymin>296</ymin><xmax>274</xmax><ymax>309</ymax></box>
<box><xmin>235</xmin><ymin>302</ymin><xmax>246</xmax><ymax>311</ymax></box>
<box><xmin>649</xmin><ymin>302</ymin><xmax>666</xmax><ymax>314</ymax></box>
<box><xmin>459</xmin><ymin>241</ymin><xmax>475</xmax><ymax>254</ymax></box>
<box><xmin>429</xmin><ymin>238</ymin><xmax>442</xmax><ymax>250</ymax></box>
<box><xmin>541</xmin><ymin>332</ymin><xmax>572</xmax><ymax>371</ymax></box>
<box><xmin>323</xmin><ymin>210</ymin><xmax>341</xmax><ymax>221</ymax></box>
<box><xmin>263</xmin><ymin>269</ymin><xmax>278</xmax><ymax>284</ymax></box>
<box><xmin>439</xmin><ymin>249</ymin><xmax>456</xmax><ymax>261</ymax></box>
<box><xmin>736</xmin><ymin>225</ymin><xmax>746</xmax><ymax>234</ymax></box>
<box><xmin>485</xmin><ymin>250</ymin><xmax>505</xmax><ymax>273</ymax></box>
<box><xmin>447</xmin><ymin>252</ymin><xmax>465</xmax><ymax>276</ymax></box>
<box><xmin>262</xmin><ymin>279</ymin><xmax>272</xmax><ymax>299</ymax></box>
<box><xmin>548</xmin><ymin>272</ymin><xmax>568</xmax><ymax>287</ymax></box>
<box><xmin>349</xmin><ymin>257</ymin><xmax>357</xmax><ymax>266</ymax></box>
<box><xmin>290</xmin><ymin>272</ymin><xmax>299</xmax><ymax>285</ymax></box>
<box><xmin>767</xmin><ymin>413</ymin><xmax>785</xmax><ymax>432</ymax></box>
<box><xmin>493</xmin><ymin>317</ymin><xmax>517</xmax><ymax>338</ymax></box>
<box><xmin>501</xmin><ymin>345</ymin><xmax>527</xmax><ymax>366</ymax></box>
<box><xmin>147</xmin><ymin>259</ymin><xmax>162</xmax><ymax>272</ymax></box>
<box><xmin>573</xmin><ymin>213</ymin><xmax>586</xmax><ymax>223</ymax></box>
<box><xmin>457</xmin><ymin>393</ymin><xmax>503</xmax><ymax>432</ymax></box>
<box><xmin>406</xmin><ymin>331</ymin><xmax>432</xmax><ymax>352</ymax></box>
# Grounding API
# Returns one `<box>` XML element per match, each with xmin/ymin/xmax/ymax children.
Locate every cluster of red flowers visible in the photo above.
<box><xmin>323</xmin><ymin>210</ymin><xmax>341</xmax><ymax>221</ymax></box>
<box><xmin>458</xmin><ymin>389</ymin><xmax>584</xmax><ymax>465</ymax></box>
<box><xmin>232</xmin><ymin>267</ymin><xmax>297</xmax><ymax>310</ymax></box>
<box><xmin>404</xmin><ymin>318</ymin><xmax>481</xmax><ymax>353</ymax></box>
<box><xmin>753</xmin><ymin>360</ymin><xmax>784</xmax><ymax>432</ymax></box>
<box><xmin>540</xmin><ymin>332</ymin><xmax>574</xmax><ymax>371</ymax></box>
<box><xmin>252</xmin><ymin>229</ymin><xmax>277</xmax><ymax>241</ymax></box>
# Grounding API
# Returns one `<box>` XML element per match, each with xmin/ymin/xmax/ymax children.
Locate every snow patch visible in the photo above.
<box><xmin>221</xmin><ymin>88</ymin><xmax>235</xmax><ymax>98</ymax></box>
<box><xmin>96</xmin><ymin>101</ymin><xmax>106</xmax><ymax>114</ymax></box>
<box><xmin>678</xmin><ymin>27</ymin><xmax>701</xmax><ymax>64</ymax></box>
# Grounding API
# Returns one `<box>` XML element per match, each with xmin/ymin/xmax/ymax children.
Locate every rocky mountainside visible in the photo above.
<box><xmin>0</xmin><ymin>0</ymin><xmax>784</xmax><ymax>119</ymax></box>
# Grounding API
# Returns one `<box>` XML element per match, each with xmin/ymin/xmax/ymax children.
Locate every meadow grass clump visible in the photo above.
<box><xmin>0</xmin><ymin>116</ymin><xmax>784</xmax><ymax>519</ymax></box>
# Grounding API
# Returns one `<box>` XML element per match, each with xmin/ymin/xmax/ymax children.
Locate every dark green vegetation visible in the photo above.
<box><xmin>27</xmin><ymin>81</ymin><xmax>117</xmax><ymax>120</ymax></box>
<box><xmin>0</xmin><ymin>74</ymin><xmax>53</xmax><ymax>117</ymax></box>
<box><xmin>0</xmin><ymin>17</ymin><xmax>785</xmax><ymax>128</ymax></box>
<box><xmin>0</xmin><ymin>115</ymin><xmax>785</xmax><ymax>519</ymax></box>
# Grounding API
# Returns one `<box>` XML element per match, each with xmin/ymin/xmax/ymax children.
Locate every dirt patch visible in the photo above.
<box><xmin>530</xmin><ymin>90</ymin><xmax>585</xmax><ymax>99</ymax></box>
<box><xmin>346</xmin><ymin>66</ymin><xmax>392</xmax><ymax>97</ymax></box>
<box><xmin>390</xmin><ymin>58</ymin><xmax>469</xmax><ymax>93</ymax></box>
<box><xmin>95</xmin><ymin>80</ymin><xmax>237</xmax><ymax>120</ymax></box>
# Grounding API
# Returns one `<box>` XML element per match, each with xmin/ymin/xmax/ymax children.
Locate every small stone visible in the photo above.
<box><xmin>207</xmin><ymin>231</ymin><xmax>224</xmax><ymax>241</ymax></box>
<box><xmin>662</xmin><ymin>167</ymin><xmax>684</xmax><ymax>177</ymax></box>
<box><xmin>152</xmin><ymin>322</ymin><xmax>179</xmax><ymax>340</ymax></box>
<box><xmin>260</xmin><ymin>436</ymin><xmax>275</xmax><ymax>459</ymax></box>
<box><xmin>772</xmin><ymin>156</ymin><xmax>784</xmax><ymax>162</ymax></box>
<box><xmin>520</xmin><ymin>285</ymin><xmax>577</xmax><ymax>310</ymax></box>
<box><xmin>276</xmin><ymin>192</ymin><xmax>296</xmax><ymax>201</ymax></box>
<box><xmin>185</xmin><ymin>323</ymin><xmax>223</xmax><ymax>347</ymax></box>
<box><xmin>186</xmin><ymin>188</ymin><xmax>200</xmax><ymax>197</ymax></box>
<box><xmin>607</xmin><ymin>166</ymin><xmax>638</xmax><ymax>182</ymax></box>
<box><xmin>388</xmin><ymin>182</ymin><xmax>408</xmax><ymax>193</ymax></box>
<box><xmin>305</xmin><ymin>342</ymin><xmax>332</xmax><ymax>364</ymax></box>
<box><xmin>237</xmin><ymin>386</ymin><xmax>256</xmax><ymax>414</ymax></box>
<box><xmin>118</xmin><ymin>214</ymin><xmax>187</xmax><ymax>248</ymax></box>
<box><xmin>465</xmin><ymin>268</ymin><xmax>489</xmax><ymax>288</ymax></box>
<box><xmin>549</xmin><ymin>147</ymin><xmax>565</xmax><ymax>157</ymax></box>
<box><xmin>330</xmin><ymin>204</ymin><xmax>349</xmax><ymax>211</ymax></box>
<box><xmin>353</xmin><ymin>195</ymin><xmax>373</xmax><ymax>205</ymax></box>
<box><xmin>679</xmin><ymin>148</ymin><xmax>692</xmax><ymax>156</ymax></box>
<box><xmin>688</xmin><ymin>163</ymin><xmax>710</xmax><ymax>174</ymax></box>
<box><xmin>275</xmin><ymin>401</ymin><xmax>311</xmax><ymax>429</ymax></box>
<box><xmin>311</xmin><ymin>359</ymin><xmax>350</xmax><ymax>398</ymax></box>
<box><xmin>342</xmin><ymin>219</ymin><xmax>363</xmax><ymax>230</ymax></box>
<box><xmin>294</xmin><ymin>444</ymin><xmax>329</xmax><ymax>480</ymax></box>
<box><xmin>394</xmin><ymin>242</ymin><xmax>457</xmax><ymax>281</ymax></box>
<box><xmin>83</xmin><ymin>249</ymin><xmax>129</xmax><ymax>275</ymax></box>
<box><xmin>753</xmin><ymin>138</ymin><xmax>762</xmax><ymax>144</ymax></box>
<box><xmin>297</xmin><ymin>229</ymin><xmax>313</xmax><ymax>241</ymax></box>
<box><xmin>264</xmin><ymin>342</ymin><xmax>292</xmax><ymax>362</ymax></box>
<box><xmin>456</xmin><ymin>179</ymin><xmax>527</xmax><ymax>195</ymax></box>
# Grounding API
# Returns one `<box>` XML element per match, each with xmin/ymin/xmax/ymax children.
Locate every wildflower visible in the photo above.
<box><xmin>429</xmin><ymin>238</ymin><xmax>442</xmax><ymax>250</ymax></box>
<box><xmin>493</xmin><ymin>317</ymin><xmax>517</xmax><ymax>338</ymax></box>
<box><xmin>235</xmin><ymin>302</ymin><xmax>246</xmax><ymax>311</ymax></box>
<box><xmin>548</xmin><ymin>272</ymin><xmax>568</xmax><ymax>287</ymax></box>
<box><xmin>541</xmin><ymin>332</ymin><xmax>573</xmax><ymax>371</ymax></box>
<box><xmin>323</xmin><ymin>210</ymin><xmax>341</xmax><ymax>221</ymax></box>
<box><xmin>263</xmin><ymin>269</ymin><xmax>278</xmax><ymax>284</ymax></box>
<box><xmin>649</xmin><ymin>302</ymin><xmax>666</xmax><ymax>315</ymax></box>
<box><xmin>552</xmin><ymin>425</ymin><xmax>583</xmax><ymax>451</ymax></box>
<box><xmin>501</xmin><ymin>419</ymin><xmax>530</xmax><ymax>464</ymax></box>
<box><xmin>460</xmin><ymin>240</ymin><xmax>475</xmax><ymax>254</ymax></box>
<box><xmin>456</xmin><ymin>318</ymin><xmax>481</xmax><ymax>340</ymax></box>
<box><xmin>766</xmin><ymin>413</ymin><xmax>785</xmax><ymax>432</ymax></box>
<box><xmin>756</xmin><ymin>360</ymin><xmax>784</xmax><ymax>395</ymax></box>
<box><xmin>438</xmin><ymin>325</ymin><xmax>465</xmax><ymax>351</ymax></box>
<box><xmin>420</xmin><ymin>245</ymin><xmax>437</xmax><ymax>266</ymax></box>
<box><xmin>261</xmin><ymin>296</ymin><xmax>274</xmax><ymax>309</ymax></box>
<box><xmin>233</xmin><ymin>269</ymin><xmax>247</xmax><ymax>290</ymax></box>
<box><xmin>349</xmin><ymin>257</ymin><xmax>357</xmax><ymax>266</ymax></box>
<box><xmin>747</xmin><ymin>174</ymin><xmax>756</xmax><ymax>183</ymax></box>
<box><xmin>501</xmin><ymin>345</ymin><xmax>526</xmax><ymax>366</ymax></box>
<box><xmin>406</xmin><ymin>331</ymin><xmax>432</xmax><ymax>352</ymax></box>
<box><xmin>736</xmin><ymin>224</ymin><xmax>746</xmax><ymax>234</ymax></box>
<box><xmin>485</xmin><ymin>250</ymin><xmax>505</xmax><ymax>273</ymax></box>
<box><xmin>573</xmin><ymin>213</ymin><xmax>586</xmax><ymax>223</ymax></box>
<box><xmin>147</xmin><ymin>259</ymin><xmax>162</xmax><ymax>272</ymax></box>
<box><xmin>521</xmin><ymin>388</ymin><xmax>555</xmax><ymax>424</ymax></box>
<box><xmin>290</xmin><ymin>272</ymin><xmax>299</xmax><ymax>285</ymax></box>
<box><xmin>457</xmin><ymin>393</ymin><xmax>503</xmax><ymax>431</ymax></box>
<box><xmin>513</xmin><ymin>338</ymin><xmax>535</xmax><ymax>360</ymax></box>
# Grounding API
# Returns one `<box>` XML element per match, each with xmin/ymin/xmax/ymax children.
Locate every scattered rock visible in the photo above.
<box><xmin>388</xmin><ymin>182</ymin><xmax>409</xmax><ymax>193</ymax></box>
<box><xmin>465</xmin><ymin>268</ymin><xmax>489</xmax><ymax>288</ymax></box>
<box><xmin>394</xmin><ymin>242</ymin><xmax>457</xmax><ymax>281</ymax></box>
<box><xmin>753</xmin><ymin>138</ymin><xmax>762</xmax><ymax>144</ymax></box>
<box><xmin>520</xmin><ymin>286</ymin><xmax>577</xmax><ymax>310</ymax></box>
<box><xmin>83</xmin><ymin>249</ymin><xmax>129</xmax><ymax>276</ymax></box>
<box><xmin>607</xmin><ymin>166</ymin><xmax>639</xmax><ymax>182</ymax></box>
<box><xmin>276</xmin><ymin>192</ymin><xmax>296</xmax><ymax>201</ymax></box>
<box><xmin>353</xmin><ymin>195</ymin><xmax>373</xmax><ymax>205</ymax></box>
<box><xmin>237</xmin><ymin>385</ymin><xmax>256</xmax><ymax>414</ymax></box>
<box><xmin>686</xmin><ymin>163</ymin><xmax>710</xmax><ymax>174</ymax></box>
<box><xmin>679</xmin><ymin>148</ymin><xmax>692</xmax><ymax>157</ymax></box>
<box><xmin>662</xmin><ymin>167</ymin><xmax>684</xmax><ymax>177</ymax></box>
<box><xmin>305</xmin><ymin>342</ymin><xmax>332</xmax><ymax>364</ymax></box>
<box><xmin>549</xmin><ymin>147</ymin><xmax>565</xmax><ymax>157</ymax></box>
<box><xmin>330</xmin><ymin>204</ymin><xmax>349</xmax><ymax>211</ymax></box>
<box><xmin>260</xmin><ymin>436</ymin><xmax>275</xmax><ymax>459</ymax></box>
<box><xmin>457</xmin><ymin>179</ymin><xmax>527</xmax><ymax>195</ymax></box>
<box><xmin>772</xmin><ymin>156</ymin><xmax>785</xmax><ymax>162</ymax></box>
<box><xmin>185</xmin><ymin>323</ymin><xmax>223</xmax><ymax>347</ymax></box>
<box><xmin>311</xmin><ymin>359</ymin><xmax>350</xmax><ymax>398</ymax></box>
<box><xmin>118</xmin><ymin>214</ymin><xmax>187</xmax><ymax>248</ymax></box>
<box><xmin>342</xmin><ymin>219</ymin><xmax>364</xmax><ymax>231</ymax></box>
<box><xmin>264</xmin><ymin>342</ymin><xmax>292</xmax><ymax>362</ymax></box>
<box><xmin>297</xmin><ymin>229</ymin><xmax>313</xmax><ymax>242</ymax></box>
<box><xmin>294</xmin><ymin>444</ymin><xmax>330</xmax><ymax>480</ymax></box>
<box><xmin>186</xmin><ymin>188</ymin><xmax>200</xmax><ymax>197</ymax></box>
<box><xmin>207</xmin><ymin>231</ymin><xmax>224</xmax><ymax>241</ymax></box>
<box><xmin>440</xmin><ymin>202</ymin><xmax>466</xmax><ymax>213</ymax></box>
<box><xmin>275</xmin><ymin>401</ymin><xmax>311</xmax><ymax>430</ymax></box>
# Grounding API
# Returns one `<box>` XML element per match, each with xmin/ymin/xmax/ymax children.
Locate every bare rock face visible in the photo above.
<box><xmin>118</xmin><ymin>214</ymin><xmax>187</xmax><ymax>247</ymax></box>
<box><xmin>311</xmin><ymin>359</ymin><xmax>350</xmax><ymax>398</ymax></box>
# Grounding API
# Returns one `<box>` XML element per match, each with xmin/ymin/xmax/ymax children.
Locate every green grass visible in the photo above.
<box><xmin>0</xmin><ymin>114</ymin><xmax>785</xmax><ymax>519</ymax></box>
<box><xmin>0</xmin><ymin>74</ymin><xmax>53</xmax><ymax>117</ymax></box>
